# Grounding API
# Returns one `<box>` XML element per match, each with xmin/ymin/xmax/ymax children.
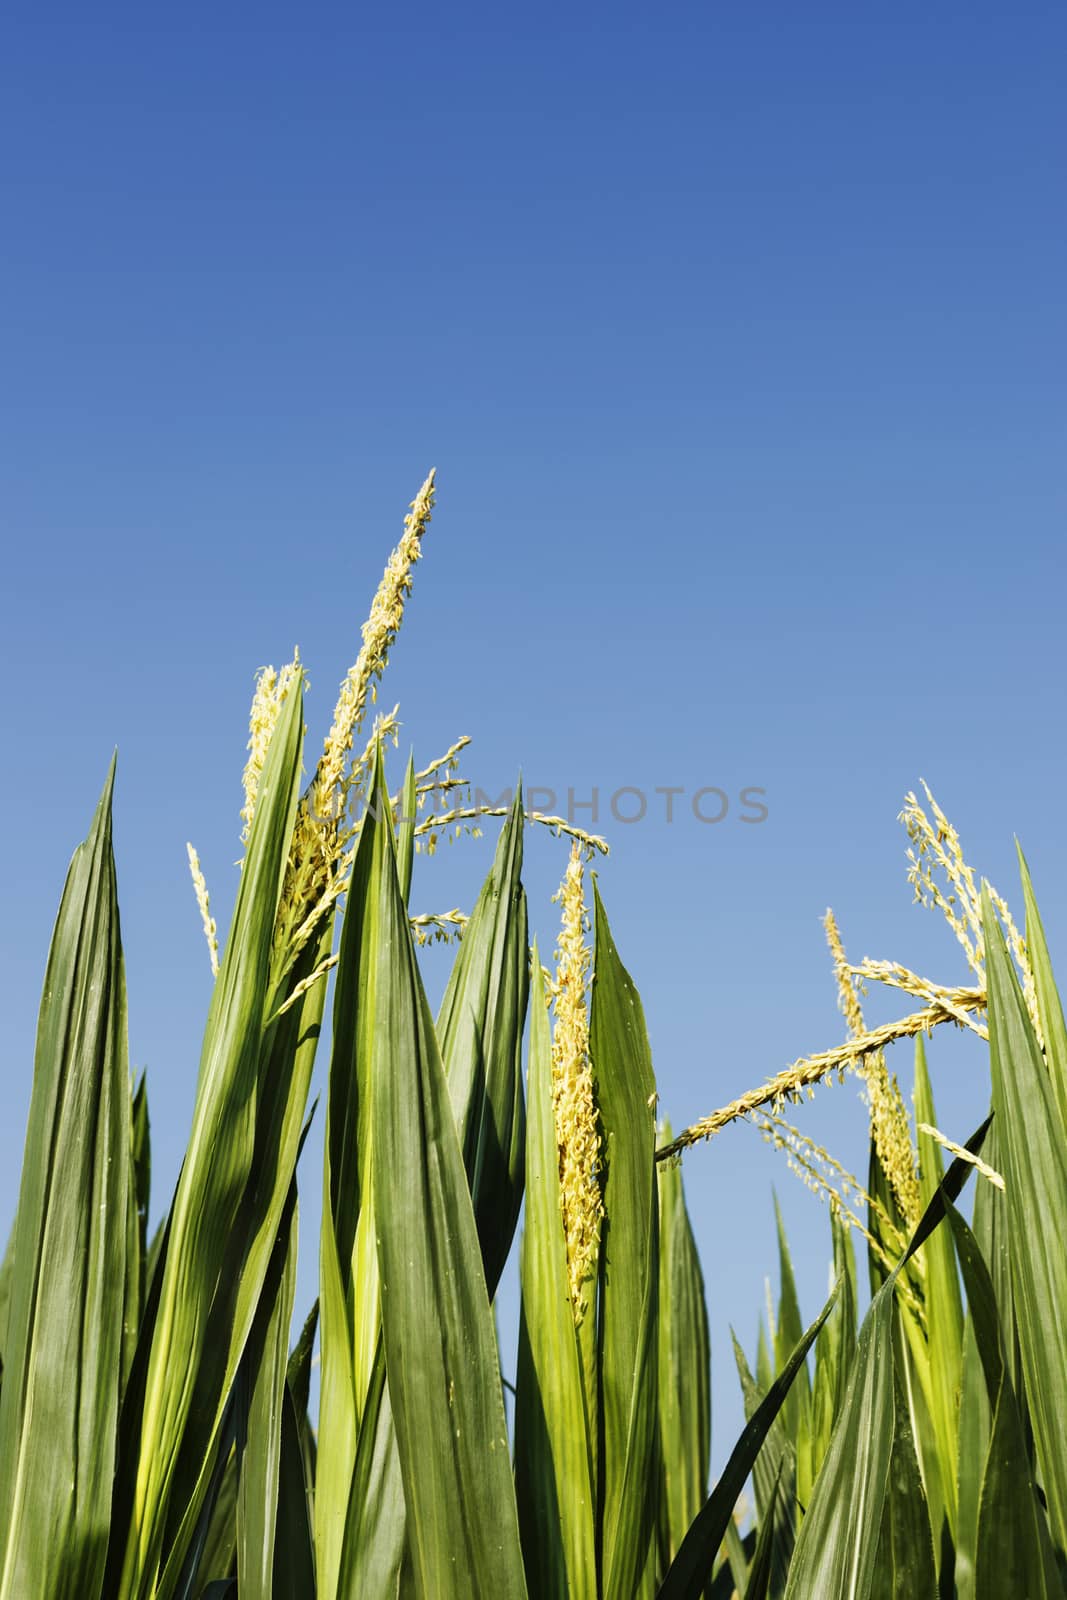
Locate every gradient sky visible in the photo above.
<box><xmin>3</xmin><ymin>5</ymin><xmax>1065</xmax><ymax>1472</ymax></box>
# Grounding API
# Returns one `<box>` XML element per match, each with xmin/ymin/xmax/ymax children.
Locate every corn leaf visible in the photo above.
<box><xmin>657</xmin><ymin>1123</ymin><xmax>711</xmax><ymax>1564</ymax></box>
<box><xmin>235</xmin><ymin>1181</ymin><xmax>299</xmax><ymax>1600</ymax></box>
<box><xmin>515</xmin><ymin>949</ymin><xmax>597</xmax><ymax>1600</ymax></box>
<box><xmin>115</xmin><ymin>679</ymin><xmax>305</xmax><ymax>1596</ymax></box>
<box><xmin>657</xmin><ymin>1282</ymin><xmax>840</xmax><ymax>1600</ymax></box>
<box><xmin>743</xmin><ymin>1462</ymin><xmax>783</xmax><ymax>1600</ymax></box>
<box><xmin>436</xmin><ymin>787</ymin><xmax>529</xmax><ymax>1300</ymax></box>
<box><xmin>590</xmin><ymin>881</ymin><xmax>661</xmax><ymax>1598</ymax></box>
<box><xmin>0</xmin><ymin>762</ymin><xmax>131</xmax><ymax>1600</ymax></box>
<box><xmin>1018</xmin><ymin>845</ymin><xmax>1067</xmax><ymax>1136</ymax></box>
<box><xmin>732</xmin><ymin>1334</ymin><xmax>796</xmax><ymax>1598</ymax></box>
<box><xmin>317</xmin><ymin>771</ymin><xmax>386</xmax><ymax>1600</ymax></box>
<box><xmin>770</xmin><ymin>1199</ymin><xmax>815</xmax><ymax>1513</ymax></box>
<box><xmin>912</xmin><ymin>1036</ymin><xmax>961</xmax><ymax>1542</ymax></box>
<box><xmin>983</xmin><ymin>886</ymin><xmax>1067</xmax><ymax>1554</ymax></box>
<box><xmin>367</xmin><ymin>756</ymin><xmax>528</xmax><ymax>1599</ymax></box>
<box><xmin>953</xmin><ymin>1312</ymin><xmax>990</xmax><ymax>1600</ymax></box>
<box><xmin>944</xmin><ymin>1205</ymin><xmax>1064</xmax><ymax>1599</ymax></box>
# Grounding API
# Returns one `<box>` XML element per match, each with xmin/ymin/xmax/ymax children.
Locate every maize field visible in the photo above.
<box><xmin>3</xmin><ymin>472</ymin><xmax>1066</xmax><ymax>1599</ymax></box>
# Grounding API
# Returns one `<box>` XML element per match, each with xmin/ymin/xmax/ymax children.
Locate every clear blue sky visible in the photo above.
<box><xmin>3</xmin><ymin>5</ymin><xmax>1064</xmax><ymax>1472</ymax></box>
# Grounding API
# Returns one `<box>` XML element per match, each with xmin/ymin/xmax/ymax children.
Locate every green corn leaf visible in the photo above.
<box><xmin>743</xmin><ymin>1461</ymin><xmax>784</xmax><ymax>1600</ymax></box>
<box><xmin>514</xmin><ymin>949</ymin><xmax>597</xmax><ymax>1600</ymax></box>
<box><xmin>656</xmin><ymin>1282</ymin><xmax>840</xmax><ymax>1600</ymax></box>
<box><xmin>657</xmin><ymin>1123</ymin><xmax>711</xmax><ymax>1564</ymax></box>
<box><xmin>983</xmin><ymin>885</ymin><xmax>1067</xmax><ymax>1553</ymax></box>
<box><xmin>366</xmin><ymin>756</ymin><xmax>528</xmax><ymax>1599</ymax></box>
<box><xmin>273</xmin><ymin>1384</ymin><xmax>316</xmax><ymax>1599</ymax></box>
<box><xmin>781</xmin><ymin>1278</ymin><xmax>912</xmax><ymax>1599</ymax></box>
<box><xmin>286</xmin><ymin>1300</ymin><xmax>319</xmax><ymax>1493</ymax></box>
<box><xmin>811</xmin><ymin>1210</ymin><xmax>857</xmax><ymax>1480</ymax></box>
<box><xmin>953</xmin><ymin>1312</ymin><xmax>990</xmax><ymax>1600</ymax></box>
<box><xmin>1018</xmin><ymin>844</ymin><xmax>1067</xmax><ymax>1135</ymax></box>
<box><xmin>590</xmin><ymin>881</ymin><xmax>661</xmax><ymax>1599</ymax></box>
<box><xmin>732</xmin><ymin>1334</ymin><xmax>796</xmax><ymax>1598</ymax></box>
<box><xmin>723</xmin><ymin>1522</ymin><xmax>753</xmax><ymax>1599</ymax></box>
<box><xmin>317</xmin><ymin>769</ymin><xmax>385</xmax><ymax>1600</ymax></box>
<box><xmin>272</xmin><ymin>1301</ymin><xmax>318</xmax><ymax>1596</ymax></box>
<box><xmin>912</xmin><ymin>1036</ymin><xmax>962</xmax><ymax>1543</ymax></box>
<box><xmin>0</xmin><ymin>762</ymin><xmax>131</xmax><ymax>1600</ymax></box>
<box><xmin>866</xmin><ymin>1333</ymin><xmax>937</xmax><ymax>1600</ymax></box>
<box><xmin>122</xmin><ymin>1071</ymin><xmax>151</xmax><ymax>1389</ymax></box>
<box><xmin>771</xmin><ymin>1197</ymin><xmax>813</xmax><ymax>1510</ymax></box>
<box><xmin>336</xmin><ymin>1337</ymin><xmax>408</xmax><ymax>1599</ymax></box>
<box><xmin>114</xmin><ymin>678</ymin><xmax>305</xmax><ymax>1597</ymax></box>
<box><xmin>190</xmin><ymin>1441</ymin><xmax>238</xmax><ymax>1596</ymax></box>
<box><xmin>436</xmin><ymin>787</ymin><xmax>529</xmax><ymax>1299</ymax></box>
<box><xmin>396</xmin><ymin>751</ymin><xmax>417</xmax><ymax>905</ymax></box>
<box><xmin>782</xmin><ymin>1123</ymin><xmax>991</xmax><ymax>1600</ymax></box>
<box><xmin>0</xmin><ymin>1214</ymin><xmax>15</xmax><ymax>1383</ymax></box>
<box><xmin>944</xmin><ymin>1205</ymin><xmax>1064</xmax><ymax>1599</ymax></box>
<box><xmin>235</xmin><ymin>1182</ymin><xmax>300</xmax><ymax>1600</ymax></box>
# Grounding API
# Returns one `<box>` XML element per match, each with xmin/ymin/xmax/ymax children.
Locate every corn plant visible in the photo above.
<box><xmin>3</xmin><ymin>473</ymin><xmax>1067</xmax><ymax>1598</ymax></box>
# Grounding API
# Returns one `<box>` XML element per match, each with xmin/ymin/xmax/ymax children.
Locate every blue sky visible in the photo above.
<box><xmin>3</xmin><ymin>5</ymin><xmax>1064</xmax><ymax>1471</ymax></box>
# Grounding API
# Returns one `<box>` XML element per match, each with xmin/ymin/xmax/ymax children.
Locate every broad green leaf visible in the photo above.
<box><xmin>782</xmin><ymin>1126</ymin><xmax>990</xmax><ymax>1600</ymax></box>
<box><xmin>235</xmin><ymin>1183</ymin><xmax>299</xmax><ymax>1600</ymax></box>
<box><xmin>953</xmin><ymin>1313</ymin><xmax>990</xmax><ymax>1600</ymax></box>
<box><xmin>436</xmin><ymin>787</ymin><xmax>529</xmax><ymax>1299</ymax></box>
<box><xmin>273</xmin><ymin>1303</ymin><xmax>318</xmax><ymax>1596</ymax></box>
<box><xmin>336</xmin><ymin>1336</ymin><xmax>407</xmax><ymax>1599</ymax></box>
<box><xmin>811</xmin><ymin>1210</ymin><xmax>857</xmax><ymax>1480</ymax></box>
<box><xmin>657</xmin><ymin>1124</ymin><xmax>711</xmax><ymax>1564</ymax></box>
<box><xmin>286</xmin><ymin>1301</ymin><xmax>319</xmax><ymax>1493</ymax></box>
<box><xmin>122</xmin><ymin>1071</ymin><xmax>151</xmax><ymax>1389</ymax></box>
<box><xmin>656</xmin><ymin>1283</ymin><xmax>839</xmax><ymax>1600</ymax></box>
<box><xmin>0</xmin><ymin>1214</ymin><xmax>14</xmax><ymax>1381</ymax></box>
<box><xmin>732</xmin><ymin>1334</ymin><xmax>795</xmax><ymax>1598</ymax></box>
<box><xmin>781</xmin><ymin>1276</ymin><xmax>900</xmax><ymax>1599</ymax></box>
<box><xmin>317</xmin><ymin>766</ymin><xmax>387</xmax><ymax>1600</ymax></box>
<box><xmin>743</xmin><ymin>1462</ymin><xmax>783</xmax><ymax>1600</ymax></box>
<box><xmin>912</xmin><ymin>1036</ymin><xmax>961</xmax><ymax>1542</ymax></box>
<box><xmin>396</xmin><ymin>752</ymin><xmax>417</xmax><ymax>905</ymax></box>
<box><xmin>772</xmin><ymin>1197</ymin><xmax>813</xmax><ymax>1510</ymax></box>
<box><xmin>190</xmin><ymin>1441</ymin><xmax>238</xmax><ymax>1595</ymax></box>
<box><xmin>273</xmin><ymin>1385</ymin><xmax>316</xmax><ymax>1599</ymax></box>
<box><xmin>515</xmin><ymin>951</ymin><xmax>597</xmax><ymax>1600</ymax></box>
<box><xmin>1018</xmin><ymin>844</ymin><xmax>1067</xmax><ymax>1136</ymax></box>
<box><xmin>0</xmin><ymin>763</ymin><xmax>131</xmax><ymax>1600</ymax></box>
<box><xmin>590</xmin><ymin>881</ymin><xmax>660</xmax><ymax>1599</ymax></box>
<box><xmin>944</xmin><ymin>1205</ymin><xmax>1064</xmax><ymax>1600</ymax></box>
<box><xmin>867</xmin><ymin>1346</ymin><xmax>937</xmax><ymax>1600</ymax></box>
<box><xmin>115</xmin><ymin>678</ymin><xmax>305</xmax><ymax>1597</ymax></box>
<box><xmin>367</xmin><ymin>758</ymin><xmax>528</xmax><ymax>1599</ymax></box>
<box><xmin>983</xmin><ymin>887</ymin><xmax>1067</xmax><ymax>1553</ymax></box>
